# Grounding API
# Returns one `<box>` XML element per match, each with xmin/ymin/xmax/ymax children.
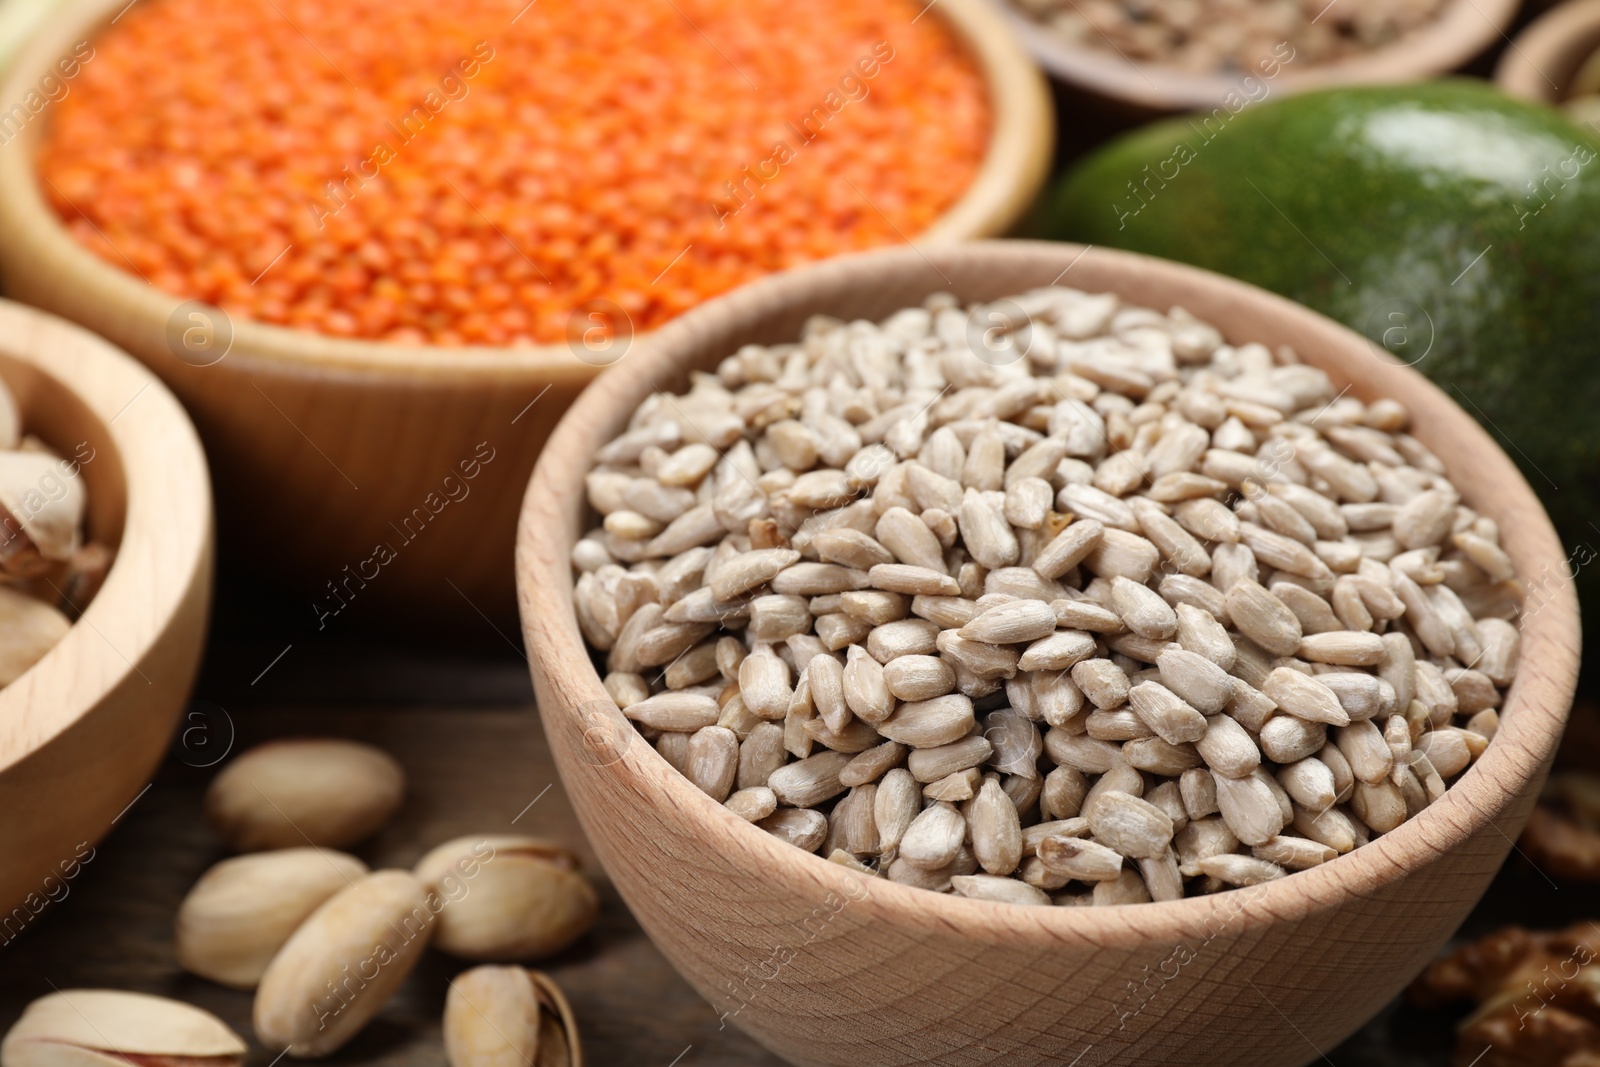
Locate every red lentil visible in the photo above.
<box><xmin>39</xmin><ymin>0</ymin><xmax>989</xmax><ymax>347</ymax></box>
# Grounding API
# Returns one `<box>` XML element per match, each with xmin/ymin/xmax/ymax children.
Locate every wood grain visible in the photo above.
<box><xmin>0</xmin><ymin>0</ymin><xmax>1052</xmax><ymax>620</ymax></box>
<box><xmin>1494</xmin><ymin>0</ymin><xmax>1600</xmax><ymax>104</ymax></box>
<box><xmin>516</xmin><ymin>242</ymin><xmax>1583</xmax><ymax>1067</ymax></box>
<box><xmin>0</xmin><ymin>299</ymin><xmax>211</xmax><ymax>920</ymax></box>
<box><xmin>1003</xmin><ymin>0</ymin><xmax>1519</xmax><ymax>116</ymax></box>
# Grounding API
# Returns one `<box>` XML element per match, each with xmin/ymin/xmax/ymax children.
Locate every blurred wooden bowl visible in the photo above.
<box><xmin>0</xmin><ymin>0</ymin><xmax>1051</xmax><ymax>622</ymax></box>
<box><xmin>0</xmin><ymin>299</ymin><xmax>210</xmax><ymax>921</ymax></box>
<box><xmin>1495</xmin><ymin>0</ymin><xmax>1600</xmax><ymax>105</ymax></box>
<box><xmin>517</xmin><ymin>241</ymin><xmax>1580</xmax><ymax>1067</ymax></box>
<box><xmin>1002</xmin><ymin>0</ymin><xmax>1519</xmax><ymax>119</ymax></box>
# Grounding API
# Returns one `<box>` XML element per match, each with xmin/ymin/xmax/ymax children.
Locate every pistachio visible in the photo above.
<box><xmin>254</xmin><ymin>869</ymin><xmax>434</xmax><ymax>1057</ymax></box>
<box><xmin>0</xmin><ymin>585</ymin><xmax>69</xmax><ymax>686</ymax></box>
<box><xmin>204</xmin><ymin>738</ymin><xmax>404</xmax><ymax>851</ymax></box>
<box><xmin>444</xmin><ymin>966</ymin><xmax>540</xmax><ymax>1067</ymax></box>
<box><xmin>442</xmin><ymin>966</ymin><xmax>583</xmax><ymax>1067</ymax></box>
<box><xmin>0</xmin><ymin>450</ymin><xmax>85</xmax><ymax>562</ymax></box>
<box><xmin>415</xmin><ymin>835</ymin><xmax>598</xmax><ymax>962</ymax></box>
<box><xmin>1</xmin><ymin>989</ymin><xmax>245</xmax><ymax>1067</ymax></box>
<box><xmin>175</xmin><ymin>847</ymin><xmax>368</xmax><ymax>989</ymax></box>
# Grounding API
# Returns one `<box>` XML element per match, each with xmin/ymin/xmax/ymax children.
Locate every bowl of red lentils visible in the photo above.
<box><xmin>0</xmin><ymin>0</ymin><xmax>1051</xmax><ymax>617</ymax></box>
<box><xmin>999</xmin><ymin>0</ymin><xmax>1518</xmax><ymax>117</ymax></box>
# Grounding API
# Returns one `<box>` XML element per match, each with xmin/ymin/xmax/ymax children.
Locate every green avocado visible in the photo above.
<box><xmin>1040</xmin><ymin>79</ymin><xmax>1600</xmax><ymax>592</ymax></box>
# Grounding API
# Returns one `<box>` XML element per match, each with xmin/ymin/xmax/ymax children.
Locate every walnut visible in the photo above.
<box><xmin>1411</xmin><ymin>923</ymin><xmax>1600</xmax><ymax>1066</ymax></box>
<box><xmin>1522</xmin><ymin>772</ymin><xmax>1600</xmax><ymax>881</ymax></box>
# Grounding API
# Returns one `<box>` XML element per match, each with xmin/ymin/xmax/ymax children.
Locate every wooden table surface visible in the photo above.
<box><xmin>0</xmin><ymin>574</ymin><xmax>1592</xmax><ymax>1067</ymax></box>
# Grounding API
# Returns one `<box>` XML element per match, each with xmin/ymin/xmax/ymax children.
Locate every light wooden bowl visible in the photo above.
<box><xmin>0</xmin><ymin>0</ymin><xmax>1051</xmax><ymax>621</ymax></box>
<box><xmin>1495</xmin><ymin>0</ymin><xmax>1600</xmax><ymax>105</ymax></box>
<box><xmin>1002</xmin><ymin>0</ymin><xmax>1519</xmax><ymax>116</ymax></box>
<box><xmin>517</xmin><ymin>242</ymin><xmax>1582</xmax><ymax>1067</ymax></box>
<box><xmin>0</xmin><ymin>299</ymin><xmax>211</xmax><ymax>920</ymax></box>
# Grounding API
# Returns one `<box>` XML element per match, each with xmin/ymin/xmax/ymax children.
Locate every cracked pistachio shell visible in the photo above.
<box><xmin>414</xmin><ymin>835</ymin><xmax>598</xmax><ymax>962</ymax></box>
<box><xmin>253</xmin><ymin>870</ymin><xmax>434</xmax><ymax>1058</ymax></box>
<box><xmin>529</xmin><ymin>971</ymin><xmax>582</xmax><ymax>1067</ymax></box>
<box><xmin>1</xmin><ymin>989</ymin><xmax>245</xmax><ymax>1067</ymax></box>
<box><xmin>175</xmin><ymin>847</ymin><xmax>369</xmax><ymax>989</ymax></box>
<box><xmin>204</xmin><ymin>739</ymin><xmax>404</xmax><ymax>852</ymax></box>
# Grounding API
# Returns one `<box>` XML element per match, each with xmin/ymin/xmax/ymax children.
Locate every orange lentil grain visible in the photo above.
<box><xmin>39</xmin><ymin>0</ymin><xmax>988</xmax><ymax>347</ymax></box>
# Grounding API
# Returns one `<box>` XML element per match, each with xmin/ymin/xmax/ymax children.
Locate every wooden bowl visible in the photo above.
<box><xmin>516</xmin><ymin>241</ymin><xmax>1581</xmax><ymax>1067</ymax></box>
<box><xmin>0</xmin><ymin>0</ymin><xmax>1051</xmax><ymax>622</ymax></box>
<box><xmin>0</xmin><ymin>299</ymin><xmax>211</xmax><ymax>920</ymax></box>
<box><xmin>1495</xmin><ymin>0</ymin><xmax>1600</xmax><ymax>105</ymax></box>
<box><xmin>1003</xmin><ymin>0</ymin><xmax>1519</xmax><ymax>118</ymax></box>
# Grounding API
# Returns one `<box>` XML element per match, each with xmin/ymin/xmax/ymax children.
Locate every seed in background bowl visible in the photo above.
<box><xmin>1010</xmin><ymin>0</ymin><xmax>1450</xmax><ymax>76</ymax></box>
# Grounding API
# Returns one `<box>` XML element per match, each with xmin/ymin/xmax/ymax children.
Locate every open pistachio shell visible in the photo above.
<box><xmin>1</xmin><ymin>989</ymin><xmax>245</xmax><ymax>1067</ymax></box>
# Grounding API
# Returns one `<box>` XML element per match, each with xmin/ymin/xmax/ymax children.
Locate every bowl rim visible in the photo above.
<box><xmin>1493</xmin><ymin>0</ymin><xmax>1600</xmax><ymax>104</ymax></box>
<box><xmin>517</xmin><ymin>239</ymin><xmax>1581</xmax><ymax>945</ymax></box>
<box><xmin>0</xmin><ymin>0</ymin><xmax>1052</xmax><ymax>385</ymax></box>
<box><xmin>998</xmin><ymin>0</ymin><xmax>1520</xmax><ymax>112</ymax></box>
<box><xmin>0</xmin><ymin>298</ymin><xmax>212</xmax><ymax>776</ymax></box>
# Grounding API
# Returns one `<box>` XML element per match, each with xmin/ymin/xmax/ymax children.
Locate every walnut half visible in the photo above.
<box><xmin>1522</xmin><ymin>773</ymin><xmax>1600</xmax><ymax>881</ymax></box>
<box><xmin>1411</xmin><ymin>923</ymin><xmax>1600</xmax><ymax>1067</ymax></box>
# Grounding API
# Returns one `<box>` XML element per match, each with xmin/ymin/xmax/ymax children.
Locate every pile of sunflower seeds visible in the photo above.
<box><xmin>571</xmin><ymin>286</ymin><xmax>1520</xmax><ymax>906</ymax></box>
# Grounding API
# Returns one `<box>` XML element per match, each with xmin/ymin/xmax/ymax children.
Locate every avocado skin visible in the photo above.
<box><xmin>1041</xmin><ymin>80</ymin><xmax>1600</xmax><ymax>591</ymax></box>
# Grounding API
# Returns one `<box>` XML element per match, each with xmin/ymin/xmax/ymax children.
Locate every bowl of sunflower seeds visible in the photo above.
<box><xmin>516</xmin><ymin>240</ymin><xmax>1579</xmax><ymax>1067</ymax></box>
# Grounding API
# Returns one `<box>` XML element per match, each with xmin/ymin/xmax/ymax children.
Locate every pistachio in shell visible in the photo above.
<box><xmin>175</xmin><ymin>847</ymin><xmax>369</xmax><ymax>989</ymax></box>
<box><xmin>443</xmin><ymin>967</ymin><xmax>582</xmax><ymax>1067</ymax></box>
<box><xmin>253</xmin><ymin>869</ymin><xmax>434</xmax><ymax>1057</ymax></box>
<box><xmin>0</xmin><ymin>449</ymin><xmax>85</xmax><ymax>569</ymax></box>
<box><xmin>415</xmin><ymin>835</ymin><xmax>599</xmax><ymax>962</ymax></box>
<box><xmin>444</xmin><ymin>966</ymin><xmax>541</xmax><ymax>1067</ymax></box>
<box><xmin>1</xmin><ymin>989</ymin><xmax>245</xmax><ymax>1067</ymax></box>
<box><xmin>204</xmin><ymin>738</ymin><xmax>404</xmax><ymax>852</ymax></box>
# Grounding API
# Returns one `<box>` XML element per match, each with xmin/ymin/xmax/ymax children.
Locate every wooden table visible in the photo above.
<box><xmin>0</xmin><ymin>574</ymin><xmax>1589</xmax><ymax>1067</ymax></box>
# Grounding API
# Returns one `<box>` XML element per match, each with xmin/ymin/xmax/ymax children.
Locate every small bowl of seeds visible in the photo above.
<box><xmin>1002</xmin><ymin>0</ymin><xmax>1519</xmax><ymax>116</ymax></box>
<box><xmin>517</xmin><ymin>240</ymin><xmax>1579</xmax><ymax>1066</ymax></box>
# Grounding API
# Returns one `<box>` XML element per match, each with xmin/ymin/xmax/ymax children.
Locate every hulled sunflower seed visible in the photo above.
<box><xmin>1036</xmin><ymin>835</ymin><xmax>1124</xmax><ymax>881</ymax></box>
<box><xmin>950</xmin><ymin>874</ymin><xmax>1051</xmax><ymax>906</ymax></box>
<box><xmin>1127</xmin><ymin>681</ymin><xmax>1208</xmax><ymax>745</ymax></box>
<box><xmin>726</xmin><ymin>787</ymin><xmax>778</xmax><ymax>822</ymax></box>
<box><xmin>1195</xmin><ymin>853</ymin><xmax>1286</xmax><ymax>886</ymax></box>
<box><xmin>767</xmin><ymin>750</ymin><xmax>853</xmax><ymax>807</ymax></box>
<box><xmin>899</xmin><ymin>802</ymin><xmax>968</xmax><ymax>870</ymax></box>
<box><xmin>1262</xmin><ymin>668</ymin><xmax>1350</xmax><ymax>727</ymax></box>
<box><xmin>759</xmin><ymin>808</ymin><xmax>829</xmax><ymax>852</ymax></box>
<box><xmin>959</xmin><ymin>599</ymin><xmax>1058</xmax><ymax>644</ymax></box>
<box><xmin>1298</xmin><ymin>630</ymin><xmax>1386</xmax><ymax>666</ymax></box>
<box><xmin>1226</xmin><ymin>580</ymin><xmax>1303</xmax><ymax>657</ymax></box>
